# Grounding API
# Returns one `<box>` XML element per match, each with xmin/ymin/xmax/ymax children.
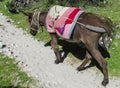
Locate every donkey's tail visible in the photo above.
<box><xmin>102</xmin><ymin>16</ymin><xmax>114</xmax><ymax>37</ymax></box>
<box><xmin>98</xmin><ymin>17</ymin><xmax>114</xmax><ymax>49</ymax></box>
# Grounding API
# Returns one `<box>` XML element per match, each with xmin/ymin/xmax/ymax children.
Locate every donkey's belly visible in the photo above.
<box><xmin>64</xmin><ymin>39</ymin><xmax>81</xmax><ymax>43</ymax></box>
<box><xmin>64</xmin><ymin>39</ymin><xmax>85</xmax><ymax>48</ymax></box>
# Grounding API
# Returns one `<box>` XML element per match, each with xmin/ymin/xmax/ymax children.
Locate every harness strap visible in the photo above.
<box><xmin>31</xmin><ymin>27</ymin><xmax>38</xmax><ymax>32</ymax></box>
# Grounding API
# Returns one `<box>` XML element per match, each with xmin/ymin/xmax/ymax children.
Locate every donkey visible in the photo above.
<box><xmin>24</xmin><ymin>5</ymin><xmax>113</xmax><ymax>86</ymax></box>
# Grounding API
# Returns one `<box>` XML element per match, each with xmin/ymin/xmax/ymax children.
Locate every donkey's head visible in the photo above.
<box><xmin>24</xmin><ymin>9</ymin><xmax>45</xmax><ymax>36</ymax></box>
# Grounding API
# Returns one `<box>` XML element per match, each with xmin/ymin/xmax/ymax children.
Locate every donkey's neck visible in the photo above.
<box><xmin>40</xmin><ymin>12</ymin><xmax>48</xmax><ymax>26</ymax></box>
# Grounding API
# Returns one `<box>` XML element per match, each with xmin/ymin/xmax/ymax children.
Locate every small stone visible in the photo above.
<box><xmin>11</xmin><ymin>52</ymin><xmax>14</xmax><ymax>54</ymax></box>
<box><xmin>0</xmin><ymin>41</ymin><xmax>3</xmax><ymax>49</ymax></box>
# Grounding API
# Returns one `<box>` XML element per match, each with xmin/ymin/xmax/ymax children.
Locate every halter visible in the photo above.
<box><xmin>31</xmin><ymin>9</ymin><xmax>41</xmax><ymax>32</ymax></box>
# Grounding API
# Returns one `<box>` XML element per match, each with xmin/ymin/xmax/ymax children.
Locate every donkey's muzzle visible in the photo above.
<box><xmin>30</xmin><ymin>29</ymin><xmax>37</xmax><ymax>36</ymax></box>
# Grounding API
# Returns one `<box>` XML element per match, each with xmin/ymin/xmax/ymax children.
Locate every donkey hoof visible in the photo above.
<box><xmin>76</xmin><ymin>67</ymin><xmax>84</xmax><ymax>71</ymax></box>
<box><xmin>102</xmin><ymin>80</ymin><xmax>109</xmax><ymax>86</ymax></box>
<box><xmin>54</xmin><ymin>60</ymin><xmax>61</xmax><ymax>64</ymax></box>
<box><xmin>54</xmin><ymin>60</ymin><xmax>62</xmax><ymax>64</ymax></box>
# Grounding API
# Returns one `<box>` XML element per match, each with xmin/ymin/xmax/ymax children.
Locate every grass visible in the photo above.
<box><xmin>0</xmin><ymin>0</ymin><xmax>120</xmax><ymax>78</ymax></box>
<box><xmin>0</xmin><ymin>53</ymin><xmax>36</xmax><ymax>87</ymax></box>
<box><xmin>107</xmin><ymin>28</ymin><xmax>120</xmax><ymax>76</ymax></box>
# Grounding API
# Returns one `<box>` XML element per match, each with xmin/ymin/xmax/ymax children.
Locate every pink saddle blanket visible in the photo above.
<box><xmin>46</xmin><ymin>5</ymin><xmax>84</xmax><ymax>39</ymax></box>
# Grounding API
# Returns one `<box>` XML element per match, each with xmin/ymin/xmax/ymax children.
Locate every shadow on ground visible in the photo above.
<box><xmin>44</xmin><ymin>39</ymin><xmax>110</xmax><ymax>71</ymax></box>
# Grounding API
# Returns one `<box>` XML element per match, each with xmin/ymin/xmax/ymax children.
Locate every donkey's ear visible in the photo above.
<box><xmin>23</xmin><ymin>12</ymin><xmax>33</xmax><ymax>17</ymax></box>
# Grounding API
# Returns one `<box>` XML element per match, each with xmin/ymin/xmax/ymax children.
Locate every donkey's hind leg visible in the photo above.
<box><xmin>50</xmin><ymin>33</ymin><xmax>62</xmax><ymax>64</ymax></box>
<box><xmin>86</xmin><ymin>41</ymin><xmax>109</xmax><ymax>86</ymax></box>
<box><xmin>77</xmin><ymin>51</ymin><xmax>91</xmax><ymax>71</ymax></box>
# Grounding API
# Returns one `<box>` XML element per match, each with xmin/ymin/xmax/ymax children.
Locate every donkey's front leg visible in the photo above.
<box><xmin>50</xmin><ymin>33</ymin><xmax>62</xmax><ymax>64</ymax></box>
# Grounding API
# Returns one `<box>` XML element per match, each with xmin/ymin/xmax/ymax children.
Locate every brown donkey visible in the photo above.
<box><xmin>24</xmin><ymin>6</ymin><xmax>113</xmax><ymax>86</ymax></box>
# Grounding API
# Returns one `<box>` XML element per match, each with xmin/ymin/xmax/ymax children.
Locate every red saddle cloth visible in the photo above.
<box><xmin>46</xmin><ymin>5</ymin><xmax>84</xmax><ymax>39</ymax></box>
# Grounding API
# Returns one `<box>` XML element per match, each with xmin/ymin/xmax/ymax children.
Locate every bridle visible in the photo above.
<box><xmin>30</xmin><ymin>9</ymin><xmax>42</xmax><ymax>32</ymax></box>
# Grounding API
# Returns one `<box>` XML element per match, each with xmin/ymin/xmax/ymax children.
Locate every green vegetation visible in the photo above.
<box><xmin>0</xmin><ymin>53</ymin><xmax>36</xmax><ymax>87</ymax></box>
<box><xmin>0</xmin><ymin>0</ymin><xmax>120</xmax><ymax>81</ymax></box>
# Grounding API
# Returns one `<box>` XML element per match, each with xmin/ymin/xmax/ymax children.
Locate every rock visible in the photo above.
<box><xmin>0</xmin><ymin>41</ymin><xmax>3</xmax><ymax>49</ymax></box>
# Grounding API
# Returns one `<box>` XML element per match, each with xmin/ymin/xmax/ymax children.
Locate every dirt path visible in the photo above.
<box><xmin>0</xmin><ymin>13</ymin><xmax>120</xmax><ymax>88</ymax></box>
